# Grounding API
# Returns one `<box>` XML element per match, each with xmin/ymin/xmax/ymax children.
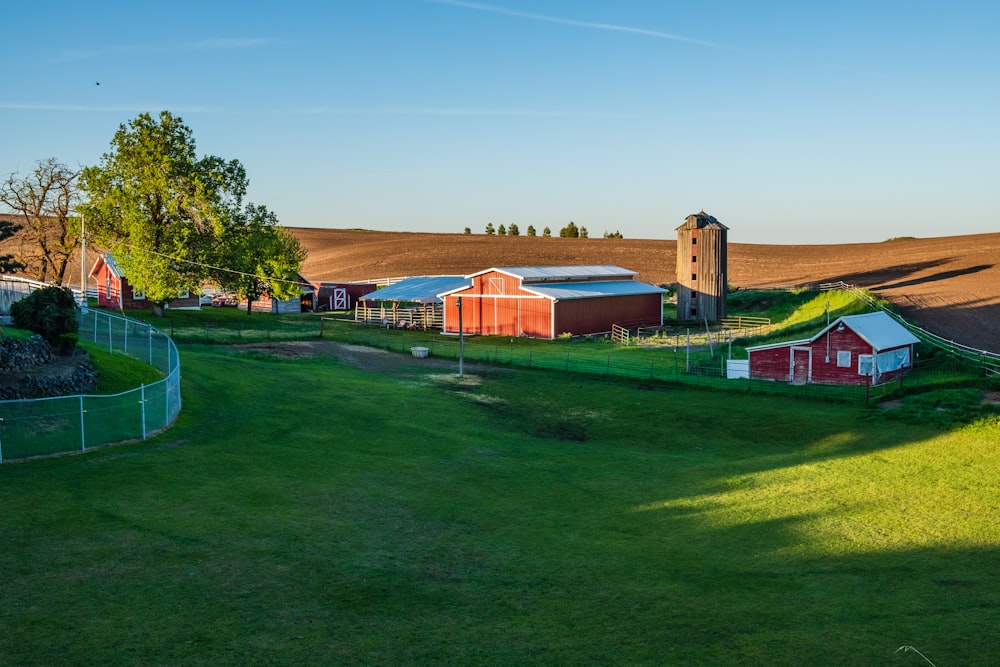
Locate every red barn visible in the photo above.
<box><xmin>90</xmin><ymin>253</ymin><xmax>200</xmax><ymax>310</ymax></box>
<box><xmin>441</xmin><ymin>265</ymin><xmax>664</xmax><ymax>339</ymax></box>
<box><xmin>746</xmin><ymin>311</ymin><xmax>920</xmax><ymax>385</ymax></box>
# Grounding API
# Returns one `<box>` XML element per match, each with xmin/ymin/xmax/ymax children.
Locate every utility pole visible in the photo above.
<box><xmin>457</xmin><ymin>297</ymin><xmax>464</xmax><ymax>377</ymax></box>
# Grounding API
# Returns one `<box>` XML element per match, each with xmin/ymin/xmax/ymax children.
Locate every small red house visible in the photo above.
<box><xmin>90</xmin><ymin>253</ymin><xmax>200</xmax><ymax>310</ymax></box>
<box><xmin>441</xmin><ymin>265</ymin><xmax>665</xmax><ymax>339</ymax></box>
<box><xmin>745</xmin><ymin>311</ymin><xmax>920</xmax><ymax>385</ymax></box>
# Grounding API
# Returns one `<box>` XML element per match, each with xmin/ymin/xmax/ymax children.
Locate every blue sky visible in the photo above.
<box><xmin>2</xmin><ymin>1</ymin><xmax>997</xmax><ymax>244</ymax></box>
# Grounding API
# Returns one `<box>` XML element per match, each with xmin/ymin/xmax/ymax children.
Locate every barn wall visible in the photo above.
<box><xmin>444</xmin><ymin>271</ymin><xmax>554</xmax><ymax>337</ymax></box>
<box><xmin>553</xmin><ymin>293</ymin><xmax>662</xmax><ymax>337</ymax></box>
<box><xmin>443</xmin><ymin>292</ymin><xmax>552</xmax><ymax>338</ymax></box>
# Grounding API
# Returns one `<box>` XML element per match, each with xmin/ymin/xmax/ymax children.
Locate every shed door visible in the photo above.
<box><xmin>791</xmin><ymin>347</ymin><xmax>811</xmax><ymax>384</ymax></box>
<box><xmin>333</xmin><ymin>287</ymin><xmax>348</xmax><ymax>310</ymax></box>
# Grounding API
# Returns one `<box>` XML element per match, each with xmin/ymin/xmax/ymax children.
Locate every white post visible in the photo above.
<box><xmin>79</xmin><ymin>214</ymin><xmax>87</xmax><ymax>309</ymax></box>
<box><xmin>79</xmin><ymin>395</ymin><xmax>86</xmax><ymax>452</ymax></box>
<box><xmin>457</xmin><ymin>297</ymin><xmax>465</xmax><ymax>378</ymax></box>
<box><xmin>140</xmin><ymin>384</ymin><xmax>147</xmax><ymax>439</ymax></box>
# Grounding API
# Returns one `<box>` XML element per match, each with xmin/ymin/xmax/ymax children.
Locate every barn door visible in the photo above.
<box><xmin>333</xmin><ymin>288</ymin><xmax>348</xmax><ymax>310</ymax></box>
<box><xmin>790</xmin><ymin>347</ymin><xmax>811</xmax><ymax>384</ymax></box>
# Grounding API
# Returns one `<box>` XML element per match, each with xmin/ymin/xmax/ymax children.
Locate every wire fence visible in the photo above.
<box><xmin>329</xmin><ymin>324</ymin><xmax>895</xmax><ymax>403</ymax></box>
<box><xmin>0</xmin><ymin>309</ymin><xmax>181</xmax><ymax>463</ymax></box>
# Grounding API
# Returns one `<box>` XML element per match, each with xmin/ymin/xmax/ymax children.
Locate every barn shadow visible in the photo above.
<box><xmin>877</xmin><ymin>264</ymin><xmax>994</xmax><ymax>290</ymax></box>
<box><xmin>816</xmin><ymin>258</ymin><xmax>954</xmax><ymax>287</ymax></box>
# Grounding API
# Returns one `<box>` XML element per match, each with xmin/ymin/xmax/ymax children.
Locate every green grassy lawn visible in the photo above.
<box><xmin>0</xmin><ymin>342</ymin><xmax>997</xmax><ymax>665</ymax></box>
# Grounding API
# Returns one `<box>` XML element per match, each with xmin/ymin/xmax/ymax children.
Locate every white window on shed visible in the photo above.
<box><xmin>837</xmin><ymin>350</ymin><xmax>851</xmax><ymax>367</ymax></box>
<box><xmin>858</xmin><ymin>354</ymin><xmax>874</xmax><ymax>376</ymax></box>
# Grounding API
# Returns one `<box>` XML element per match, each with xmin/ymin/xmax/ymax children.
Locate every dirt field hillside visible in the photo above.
<box><xmin>290</xmin><ymin>228</ymin><xmax>1000</xmax><ymax>354</ymax></box>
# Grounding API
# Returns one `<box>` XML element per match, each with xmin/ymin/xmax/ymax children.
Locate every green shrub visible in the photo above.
<box><xmin>10</xmin><ymin>286</ymin><xmax>80</xmax><ymax>352</ymax></box>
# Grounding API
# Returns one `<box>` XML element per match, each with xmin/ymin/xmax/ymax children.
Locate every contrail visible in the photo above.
<box><xmin>429</xmin><ymin>0</ymin><xmax>728</xmax><ymax>49</ymax></box>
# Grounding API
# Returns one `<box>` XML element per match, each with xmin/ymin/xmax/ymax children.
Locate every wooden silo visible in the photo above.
<box><xmin>675</xmin><ymin>211</ymin><xmax>728</xmax><ymax>322</ymax></box>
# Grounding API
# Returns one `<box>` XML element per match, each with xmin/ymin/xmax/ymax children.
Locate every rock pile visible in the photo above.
<box><xmin>0</xmin><ymin>334</ymin><xmax>98</xmax><ymax>400</ymax></box>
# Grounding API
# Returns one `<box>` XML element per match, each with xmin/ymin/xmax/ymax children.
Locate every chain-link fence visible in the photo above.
<box><xmin>0</xmin><ymin>309</ymin><xmax>181</xmax><ymax>463</ymax></box>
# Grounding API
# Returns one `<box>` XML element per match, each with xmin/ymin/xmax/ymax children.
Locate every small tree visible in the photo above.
<box><xmin>484</xmin><ymin>222</ymin><xmax>495</xmax><ymax>235</ymax></box>
<box><xmin>580</xmin><ymin>226</ymin><xmax>588</xmax><ymax>239</ymax></box>
<box><xmin>497</xmin><ymin>224</ymin><xmax>507</xmax><ymax>236</ymax></box>
<box><xmin>213</xmin><ymin>204</ymin><xmax>306</xmax><ymax>314</ymax></box>
<box><xmin>560</xmin><ymin>221</ymin><xmax>579</xmax><ymax>238</ymax></box>
<box><xmin>603</xmin><ymin>230</ymin><xmax>623</xmax><ymax>238</ymax></box>
<box><xmin>508</xmin><ymin>223</ymin><xmax>520</xmax><ymax>236</ymax></box>
<box><xmin>526</xmin><ymin>225</ymin><xmax>536</xmax><ymax>237</ymax></box>
<box><xmin>10</xmin><ymin>286</ymin><xmax>79</xmax><ymax>352</ymax></box>
<box><xmin>542</xmin><ymin>226</ymin><xmax>551</xmax><ymax>237</ymax></box>
<box><xmin>463</xmin><ymin>227</ymin><xmax>471</xmax><ymax>235</ymax></box>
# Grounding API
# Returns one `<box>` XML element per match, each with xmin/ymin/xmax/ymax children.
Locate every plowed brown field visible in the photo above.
<box><xmin>290</xmin><ymin>228</ymin><xmax>1000</xmax><ymax>353</ymax></box>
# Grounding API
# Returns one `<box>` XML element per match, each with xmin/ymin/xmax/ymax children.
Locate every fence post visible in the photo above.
<box><xmin>80</xmin><ymin>396</ymin><xmax>86</xmax><ymax>452</ymax></box>
<box><xmin>140</xmin><ymin>384</ymin><xmax>147</xmax><ymax>440</ymax></box>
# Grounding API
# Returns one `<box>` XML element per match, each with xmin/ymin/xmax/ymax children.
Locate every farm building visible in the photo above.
<box><xmin>356</xmin><ymin>276</ymin><xmax>471</xmax><ymax>330</ymax></box>
<box><xmin>302</xmin><ymin>280</ymin><xmax>376</xmax><ymax>312</ymax></box>
<box><xmin>676</xmin><ymin>211</ymin><xmax>728</xmax><ymax>323</ymax></box>
<box><xmin>742</xmin><ymin>311</ymin><xmax>920</xmax><ymax>385</ymax></box>
<box><xmin>90</xmin><ymin>253</ymin><xmax>200</xmax><ymax>310</ymax></box>
<box><xmin>441</xmin><ymin>265</ymin><xmax>665</xmax><ymax>339</ymax></box>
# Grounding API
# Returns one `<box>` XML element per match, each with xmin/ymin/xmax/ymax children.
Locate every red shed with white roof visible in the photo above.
<box><xmin>746</xmin><ymin>311</ymin><xmax>920</xmax><ymax>385</ymax></box>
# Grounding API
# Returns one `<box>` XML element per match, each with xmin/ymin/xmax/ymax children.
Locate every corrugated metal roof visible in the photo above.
<box><xmin>747</xmin><ymin>311</ymin><xmax>920</xmax><ymax>353</ymax></box>
<box><xmin>525</xmin><ymin>280</ymin><xmax>666</xmax><ymax>300</ymax></box>
<box><xmin>489</xmin><ymin>265</ymin><xmax>638</xmax><ymax>282</ymax></box>
<box><xmin>358</xmin><ymin>275</ymin><xmax>470</xmax><ymax>304</ymax></box>
<box><xmin>99</xmin><ymin>253</ymin><xmax>125</xmax><ymax>279</ymax></box>
<box><xmin>819</xmin><ymin>311</ymin><xmax>920</xmax><ymax>350</ymax></box>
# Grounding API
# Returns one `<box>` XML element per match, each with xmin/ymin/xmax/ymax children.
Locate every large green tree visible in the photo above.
<box><xmin>1</xmin><ymin>158</ymin><xmax>81</xmax><ymax>283</ymax></box>
<box><xmin>214</xmin><ymin>204</ymin><xmax>306</xmax><ymax>314</ymax></box>
<box><xmin>80</xmin><ymin>111</ymin><xmax>247</xmax><ymax>316</ymax></box>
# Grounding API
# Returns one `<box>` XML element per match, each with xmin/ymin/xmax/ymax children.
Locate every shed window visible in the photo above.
<box><xmin>691</xmin><ymin>237</ymin><xmax>697</xmax><ymax>245</ymax></box>
<box><xmin>858</xmin><ymin>354</ymin><xmax>874</xmax><ymax>376</ymax></box>
<box><xmin>133</xmin><ymin>286</ymin><xmax>146</xmax><ymax>299</ymax></box>
<box><xmin>691</xmin><ymin>255</ymin><xmax>697</xmax><ymax>263</ymax></box>
<box><xmin>691</xmin><ymin>273</ymin><xmax>697</xmax><ymax>281</ymax></box>
<box><xmin>837</xmin><ymin>350</ymin><xmax>851</xmax><ymax>367</ymax></box>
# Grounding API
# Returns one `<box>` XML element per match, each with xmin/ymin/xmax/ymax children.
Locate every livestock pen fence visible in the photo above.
<box><xmin>0</xmin><ymin>309</ymin><xmax>181</xmax><ymax>463</ymax></box>
<box><xmin>324</xmin><ymin>321</ymin><xmax>897</xmax><ymax>403</ymax></box>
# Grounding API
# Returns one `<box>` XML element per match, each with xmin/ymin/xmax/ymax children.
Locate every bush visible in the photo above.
<box><xmin>10</xmin><ymin>287</ymin><xmax>80</xmax><ymax>352</ymax></box>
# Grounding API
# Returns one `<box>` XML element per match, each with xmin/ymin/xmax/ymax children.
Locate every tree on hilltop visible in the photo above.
<box><xmin>559</xmin><ymin>221</ymin><xmax>579</xmax><ymax>238</ymax></box>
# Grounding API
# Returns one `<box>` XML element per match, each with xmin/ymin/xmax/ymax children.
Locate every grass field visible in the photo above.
<box><xmin>1</xmin><ymin>338</ymin><xmax>997</xmax><ymax>665</ymax></box>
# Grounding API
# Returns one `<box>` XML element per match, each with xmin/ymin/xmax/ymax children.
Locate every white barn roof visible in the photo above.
<box><xmin>747</xmin><ymin>311</ymin><xmax>920</xmax><ymax>353</ymax></box>
<box><xmin>476</xmin><ymin>265</ymin><xmax>638</xmax><ymax>282</ymax></box>
<box><xmin>820</xmin><ymin>312</ymin><xmax>920</xmax><ymax>351</ymax></box>
<box><xmin>525</xmin><ymin>280</ymin><xmax>665</xmax><ymax>301</ymax></box>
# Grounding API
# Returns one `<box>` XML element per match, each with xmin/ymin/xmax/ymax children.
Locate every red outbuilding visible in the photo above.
<box><xmin>440</xmin><ymin>265</ymin><xmax>665</xmax><ymax>339</ymax></box>
<box><xmin>90</xmin><ymin>253</ymin><xmax>200</xmax><ymax>311</ymax></box>
<box><xmin>745</xmin><ymin>311</ymin><xmax>920</xmax><ymax>385</ymax></box>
